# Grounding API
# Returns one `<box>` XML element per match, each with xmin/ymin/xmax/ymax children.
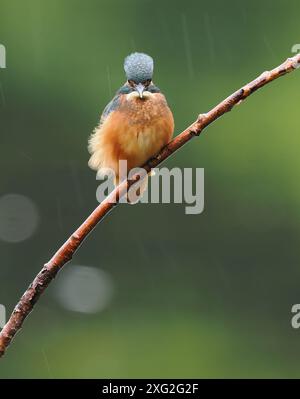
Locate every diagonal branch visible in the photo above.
<box><xmin>0</xmin><ymin>54</ymin><xmax>299</xmax><ymax>358</ymax></box>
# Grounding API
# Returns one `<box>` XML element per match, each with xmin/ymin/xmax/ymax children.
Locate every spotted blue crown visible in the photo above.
<box><xmin>124</xmin><ymin>52</ymin><xmax>154</xmax><ymax>83</ymax></box>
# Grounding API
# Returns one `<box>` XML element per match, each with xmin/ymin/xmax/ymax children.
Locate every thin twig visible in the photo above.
<box><xmin>0</xmin><ymin>54</ymin><xmax>299</xmax><ymax>358</ymax></box>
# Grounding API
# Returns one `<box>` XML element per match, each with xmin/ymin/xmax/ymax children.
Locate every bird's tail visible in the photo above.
<box><xmin>127</xmin><ymin>176</ymin><xmax>148</xmax><ymax>204</ymax></box>
<box><xmin>115</xmin><ymin>171</ymin><xmax>154</xmax><ymax>204</ymax></box>
<box><xmin>130</xmin><ymin>169</ymin><xmax>155</xmax><ymax>202</ymax></box>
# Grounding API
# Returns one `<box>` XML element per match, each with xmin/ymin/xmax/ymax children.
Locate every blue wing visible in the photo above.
<box><xmin>100</xmin><ymin>84</ymin><xmax>138</xmax><ymax>124</ymax></box>
<box><xmin>100</xmin><ymin>94</ymin><xmax>121</xmax><ymax>125</ymax></box>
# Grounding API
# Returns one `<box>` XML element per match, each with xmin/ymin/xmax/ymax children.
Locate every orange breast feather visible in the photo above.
<box><xmin>88</xmin><ymin>92</ymin><xmax>174</xmax><ymax>181</ymax></box>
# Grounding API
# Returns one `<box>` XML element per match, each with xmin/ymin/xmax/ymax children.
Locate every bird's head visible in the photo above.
<box><xmin>124</xmin><ymin>52</ymin><xmax>154</xmax><ymax>99</ymax></box>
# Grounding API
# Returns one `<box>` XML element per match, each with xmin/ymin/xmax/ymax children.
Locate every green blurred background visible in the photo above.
<box><xmin>0</xmin><ymin>0</ymin><xmax>300</xmax><ymax>378</ymax></box>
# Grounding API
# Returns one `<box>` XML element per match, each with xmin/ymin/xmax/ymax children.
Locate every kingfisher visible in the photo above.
<box><xmin>88</xmin><ymin>52</ymin><xmax>174</xmax><ymax>196</ymax></box>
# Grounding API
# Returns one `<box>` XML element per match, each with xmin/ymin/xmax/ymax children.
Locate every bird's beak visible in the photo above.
<box><xmin>135</xmin><ymin>83</ymin><xmax>145</xmax><ymax>99</ymax></box>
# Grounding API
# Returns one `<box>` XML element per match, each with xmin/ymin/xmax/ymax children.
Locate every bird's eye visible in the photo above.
<box><xmin>128</xmin><ymin>80</ymin><xmax>136</xmax><ymax>87</ymax></box>
<box><xmin>142</xmin><ymin>79</ymin><xmax>151</xmax><ymax>87</ymax></box>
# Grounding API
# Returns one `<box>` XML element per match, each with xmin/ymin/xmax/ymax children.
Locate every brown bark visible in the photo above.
<box><xmin>0</xmin><ymin>54</ymin><xmax>299</xmax><ymax>358</ymax></box>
